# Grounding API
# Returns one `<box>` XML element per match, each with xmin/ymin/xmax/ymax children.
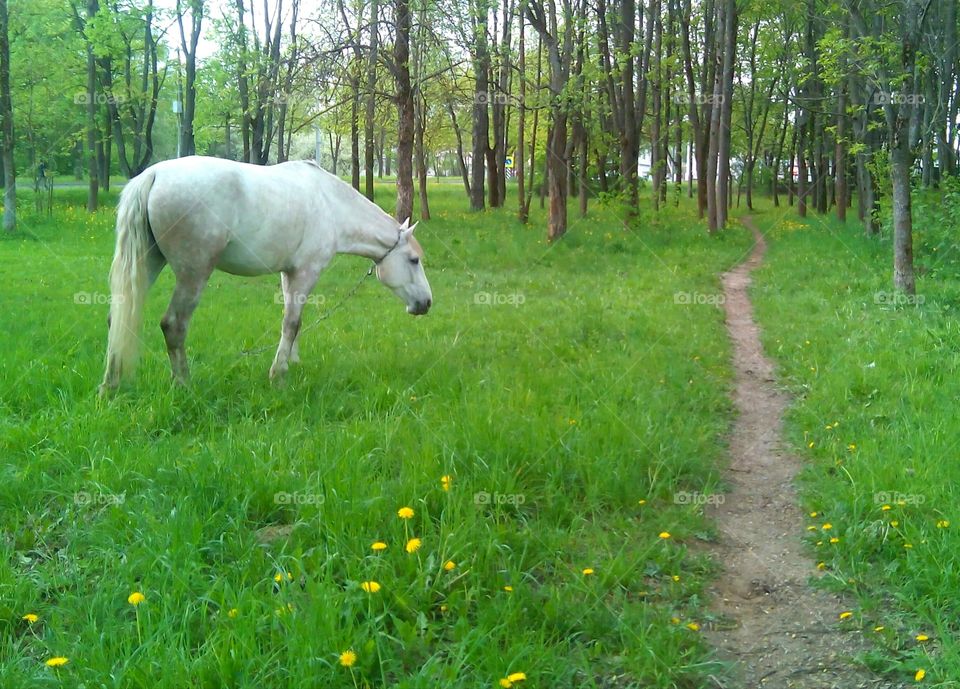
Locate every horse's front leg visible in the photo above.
<box><xmin>271</xmin><ymin>268</ymin><xmax>320</xmax><ymax>383</ymax></box>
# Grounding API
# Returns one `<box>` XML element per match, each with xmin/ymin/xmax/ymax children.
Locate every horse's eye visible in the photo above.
<box><xmin>410</xmin><ymin>257</ymin><xmax>420</xmax><ymax>265</ymax></box>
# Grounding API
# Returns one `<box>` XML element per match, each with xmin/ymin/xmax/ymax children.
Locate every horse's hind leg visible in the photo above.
<box><xmin>271</xmin><ymin>268</ymin><xmax>320</xmax><ymax>382</ymax></box>
<box><xmin>161</xmin><ymin>269</ymin><xmax>212</xmax><ymax>385</ymax></box>
<box><xmin>281</xmin><ymin>272</ymin><xmax>301</xmax><ymax>364</ymax></box>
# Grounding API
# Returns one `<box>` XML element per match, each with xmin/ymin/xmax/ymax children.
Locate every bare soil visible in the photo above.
<box><xmin>703</xmin><ymin>217</ymin><xmax>904</xmax><ymax>689</ymax></box>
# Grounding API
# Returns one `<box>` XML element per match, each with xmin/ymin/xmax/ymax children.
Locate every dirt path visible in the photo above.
<box><xmin>704</xmin><ymin>217</ymin><xmax>903</xmax><ymax>689</ymax></box>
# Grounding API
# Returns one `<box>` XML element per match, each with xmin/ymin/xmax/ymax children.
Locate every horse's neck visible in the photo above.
<box><xmin>336</xmin><ymin>206</ymin><xmax>398</xmax><ymax>261</ymax></box>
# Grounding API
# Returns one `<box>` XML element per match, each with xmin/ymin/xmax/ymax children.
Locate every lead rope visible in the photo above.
<box><xmin>241</xmin><ymin>231</ymin><xmax>402</xmax><ymax>358</ymax></box>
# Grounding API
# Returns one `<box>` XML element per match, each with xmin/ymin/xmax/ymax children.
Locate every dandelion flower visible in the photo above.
<box><xmin>227</xmin><ymin>608</ymin><xmax>239</xmax><ymax>618</ymax></box>
<box><xmin>503</xmin><ymin>585</ymin><xmax>513</xmax><ymax>592</ymax></box>
<box><xmin>807</xmin><ymin>525</ymin><xmax>818</xmax><ymax>531</ymax></box>
<box><xmin>937</xmin><ymin>520</ymin><xmax>949</xmax><ymax>528</ymax></box>
<box><xmin>891</xmin><ymin>520</ymin><xmax>900</xmax><ymax>527</ymax></box>
<box><xmin>441</xmin><ymin>475</ymin><xmax>453</xmax><ymax>491</ymax></box>
<box><xmin>128</xmin><ymin>592</ymin><xmax>145</xmax><ymax>606</ymax></box>
<box><xmin>22</xmin><ymin>613</ymin><xmax>38</xmax><ymax>623</ymax></box>
<box><xmin>398</xmin><ymin>507</ymin><xmax>414</xmax><ymax>519</ymax></box>
<box><xmin>830</xmin><ymin>537</ymin><xmax>840</xmax><ymax>544</ymax></box>
<box><xmin>686</xmin><ymin>622</ymin><xmax>701</xmax><ymax>631</ymax></box>
<box><xmin>499</xmin><ymin>679</ymin><xmax>513</xmax><ymax>688</ymax></box>
<box><xmin>507</xmin><ymin>672</ymin><xmax>527</xmax><ymax>682</ymax></box>
<box><xmin>810</xmin><ymin>511</ymin><xmax>818</xmax><ymax>518</ymax></box>
<box><xmin>822</xmin><ymin>523</ymin><xmax>833</xmax><ymax>530</ymax></box>
<box><xmin>881</xmin><ymin>505</ymin><xmax>892</xmax><ymax>511</ymax></box>
<box><xmin>839</xmin><ymin>611</ymin><xmax>853</xmax><ymax>620</ymax></box>
<box><xmin>339</xmin><ymin>650</ymin><xmax>357</xmax><ymax>667</ymax></box>
<box><xmin>371</xmin><ymin>541</ymin><xmax>388</xmax><ymax>551</ymax></box>
<box><xmin>406</xmin><ymin>538</ymin><xmax>422</xmax><ymax>553</ymax></box>
<box><xmin>45</xmin><ymin>657</ymin><xmax>69</xmax><ymax>668</ymax></box>
<box><xmin>638</xmin><ymin>499</ymin><xmax>647</xmax><ymax>505</ymax></box>
<box><xmin>444</xmin><ymin>560</ymin><xmax>456</xmax><ymax>571</ymax></box>
<box><xmin>915</xmin><ymin>669</ymin><xmax>926</xmax><ymax>681</ymax></box>
<box><xmin>582</xmin><ymin>568</ymin><xmax>595</xmax><ymax>576</ymax></box>
<box><xmin>874</xmin><ymin>626</ymin><xmax>885</xmax><ymax>632</ymax></box>
<box><xmin>672</xmin><ymin>575</ymin><xmax>680</xmax><ymax>582</ymax></box>
<box><xmin>916</xmin><ymin>634</ymin><xmax>929</xmax><ymax>642</ymax></box>
<box><xmin>659</xmin><ymin>532</ymin><xmax>671</xmax><ymax>540</ymax></box>
<box><xmin>817</xmin><ymin>562</ymin><xmax>826</xmax><ymax>570</ymax></box>
<box><xmin>360</xmin><ymin>581</ymin><xmax>381</xmax><ymax>593</ymax></box>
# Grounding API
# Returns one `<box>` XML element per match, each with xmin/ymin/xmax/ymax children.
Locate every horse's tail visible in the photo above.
<box><xmin>100</xmin><ymin>169</ymin><xmax>157</xmax><ymax>394</ymax></box>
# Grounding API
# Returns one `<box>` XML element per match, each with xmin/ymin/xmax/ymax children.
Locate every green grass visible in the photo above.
<box><xmin>749</xmin><ymin>195</ymin><xmax>960</xmax><ymax>687</ymax></box>
<box><xmin>0</xmin><ymin>184</ymin><xmax>753</xmax><ymax>688</ymax></box>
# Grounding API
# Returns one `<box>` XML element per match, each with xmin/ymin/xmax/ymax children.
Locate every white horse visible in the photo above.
<box><xmin>100</xmin><ymin>156</ymin><xmax>432</xmax><ymax>394</ymax></box>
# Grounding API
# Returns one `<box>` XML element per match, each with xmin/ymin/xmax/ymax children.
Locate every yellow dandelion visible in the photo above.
<box><xmin>371</xmin><ymin>541</ymin><xmax>388</xmax><ymax>551</ymax></box>
<box><xmin>406</xmin><ymin>538</ymin><xmax>422</xmax><ymax>553</ymax></box>
<box><xmin>397</xmin><ymin>506</ymin><xmax>414</xmax><ymax>519</ymax></box>
<box><xmin>916</xmin><ymin>634</ymin><xmax>929</xmax><ymax>642</ymax></box>
<box><xmin>848</xmin><ymin>444</ymin><xmax>857</xmax><ymax>451</ymax></box>
<box><xmin>22</xmin><ymin>613</ymin><xmax>39</xmax><ymax>623</ymax></box>
<box><xmin>670</xmin><ymin>616</ymin><xmax>681</xmax><ymax>624</ymax></box>
<box><xmin>822</xmin><ymin>523</ymin><xmax>833</xmax><ymax>530</ymax></box>
<box><xmin>817</xmin><ymin>562</ymin><xmax>826</xmax><ymax>570</ymax></box>
<box><xmin>45</xmin><ymin>657</ymin><xmax>69</xmax><ymax>668</ymax></box>
<box><xmin>499</xmin><ymin>679</ymin><xmax>512</xmax><ymax>688</ymax></box>
<box><xmin>874</xmin><ymin>625</ymin><xmax>885</xmax><ymax>632</ymax></box>
<box><xmin>686</xmin><ymin>622</ymin><xmax>701</xmax><ymax>631</ymax></box>
<box><xmin>439</xmin><ymin>604</ymin><xmax>448</xmax><ymax>612</ymax></box>
<box><xmin>905</xmin><ymin>543</ymin><xmax>913</xmax><ymax>549</ymax></box>
<box><xmin>937</xmin><ymin>520</ymin><xmax>949</xmax><ymax>528</ymax></box>
<box><xmin>659</xmin><ymin>531</ymin><xmax>671</xmax><ymax>540</ymax></box>
<box><xmin>127</xmin><ymin>591</ymin><xmax>145</xmax><ymax>606</ymax></box>
<box><xmin>441</xmin><ymin>475</ymin><xmax>453</xmax><ymax>491</ymax></box>
<box><xmin>807</xmin><ymin>525</ymin><xmax>818</xmax><ymax>531</ymax></box>
<box><xmin>808</xmin><ymin>441</ymin><xmax>815</xmax><ymax>448</ymax></box>
<box><xmin>339</xmin><ymin>649</ymin><xmax>357</xmax><ymax>667</ymax></box>
<box><xmin>891</xmin><ymin>520</ymin><xmax>900</xmax><ymax>527</ymax></box>
<box><xmin>582</xmin><ymin>568</ymin><xmax>595</xmax><ymax>576</ymax></box>
<box><xmin>503</xmin><ymin>585</ymin><xmax>513</xmax><ymax>592</ymax></box>
<box><xmin>839</xmin><ymin>611</ymin><xmax>853</xmax><ymax>620</ymax></box>
<box><xmin>444</xmin><ymin>560</ymin><xmax>456</xmax><ymax>571</ymax></box>
<box><xmin>672</xmin><ymin>575</ymin><xmax>680</xmax><ymax>582</ymax></box>
<box><xmin>882</xmin><ymin>504</ymin><xmax>892</xmax><ymax>511</ymax></box>
<box><xmin>638</xmin><ymin>499</ymin><xmax>647</xmax><ymax>505</ymax></box>
<box><xmin>810</xmin><ymin>511</ymin><xmax>818</xmax><ymax>518</ymax></box>
<box><xmin>227</xmin><ymin>608</ymin><xmax>239</xmax><ymax>618</ymax></box>
<box><xmin>507</xmin><ymin>671</ymin><xmax>527</xmax><ymax>682</ymax></box>
<box><xmin>360</xmin><ymin>581</ymin><xmax>381</xmax><ymax>593</ymax></box>
<box><xmin>915</xmin><ymin>669</ymin><xmax>926</xmax><ymax>681</ymax></box>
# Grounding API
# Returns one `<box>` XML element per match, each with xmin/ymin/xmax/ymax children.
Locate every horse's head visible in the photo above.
<box><xmin>375</xmin><ymin>219</ymin><xmax>432</xmax><ymax>316</ymax></box>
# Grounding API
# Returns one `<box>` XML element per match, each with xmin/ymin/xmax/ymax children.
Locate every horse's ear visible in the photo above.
<box><xmin>408</xmin><ymin>221</ymin><xmax>418</xmax><ymax>234</ymax></box>
<box><xmin>399</xmin><ymin>217</ymin><xmax>410</xmax><ymax>230</ymax></box>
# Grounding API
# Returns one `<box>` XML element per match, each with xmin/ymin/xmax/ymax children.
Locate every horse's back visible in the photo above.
<box><xmin>145</xmin><ymin>157</ymin><xmax>331</xmax><ymax>277</ymax></box>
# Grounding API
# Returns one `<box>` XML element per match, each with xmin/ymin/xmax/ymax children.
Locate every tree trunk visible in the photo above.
<box><xmin>394</xmin><ymin>0</ymin><xmax>414</xmax><ymax>222</ymax></box>
<box><xmin>0</xmin><ymin>0</ymin><xmax>13</xmax><ymax>231</ymax></box>
<box><xmin>364</xmin><ymin>0</ymin><xmax>379</xmax><ymax>200</ymax></box>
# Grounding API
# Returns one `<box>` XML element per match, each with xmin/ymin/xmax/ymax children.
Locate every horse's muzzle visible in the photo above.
<box><xmin>409</xmin><ymin>298</ymin><xmax>432</xmax><ymax>316</ymax></box>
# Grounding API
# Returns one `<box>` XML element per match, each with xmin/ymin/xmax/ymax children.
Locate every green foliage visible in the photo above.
<box><xmin>0</xmin><ymin>185</ymin><xmax>753</xmax><ymax>688</ymax></box>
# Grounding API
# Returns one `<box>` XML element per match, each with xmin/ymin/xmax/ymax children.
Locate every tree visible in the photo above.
<box><xmin>0</xmin><ymin>0</ymin><xmax>14</xmax><ymax>232</ymax></box>
<box><xmin>176</xmin><ymin>0</ymin><xmax>204</xmax><ymax>157</ymax></box>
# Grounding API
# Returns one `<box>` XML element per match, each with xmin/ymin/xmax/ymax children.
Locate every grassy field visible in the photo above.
<box><xmin>750</xmin><ymin>193</ymin><xmax>960</xmax><ymax>686</ymax></box>
<box><xmin>1</xmin><ymin>184</ymin><xmax>755</xmax><ymax>688</ymax></box>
